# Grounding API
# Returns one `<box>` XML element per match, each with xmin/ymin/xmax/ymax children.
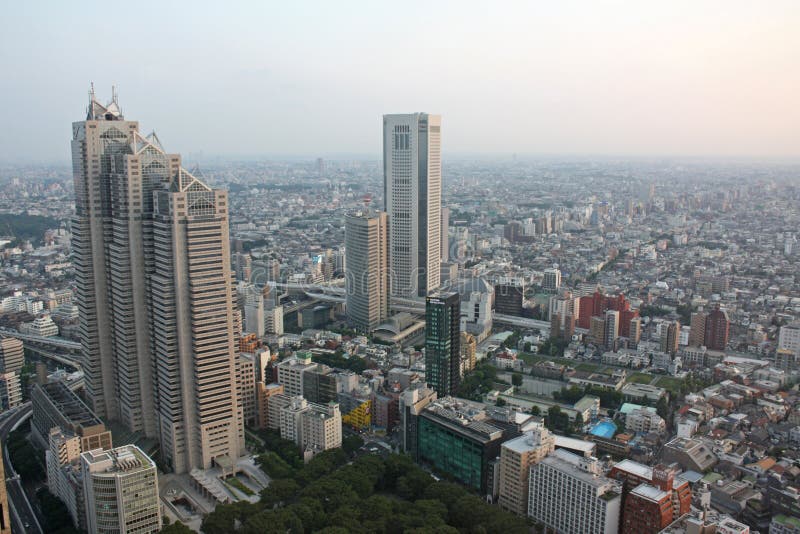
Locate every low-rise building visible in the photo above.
<box><xmin>625</xmin><ymin>408</ymin><xmax>666</xmax><ymax>434</ymax></box>
<box><xmin>662</xmin><ymin>437</ymin><xmax>717</xmax><ymax>472</ymax></box>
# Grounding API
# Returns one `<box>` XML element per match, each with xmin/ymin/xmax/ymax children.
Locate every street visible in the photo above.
<box><xmin>0</xmin><ymin>405</ymin><xmax>43</xmax><ymax>534</ymax></box>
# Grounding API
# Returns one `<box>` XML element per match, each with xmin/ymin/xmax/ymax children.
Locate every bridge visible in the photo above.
<box><xmin>23</xmin><ymin>345</ymin><xmax>81</xmax><ymax>370</ymax></box>
<box><xmin>0</xmin><ymin>328</ymin><xmax>81</xmax><ymax>351</ymax></box>
<box><xmin>0</xmin><ymin>328</ymin><xmax>82</xmax><ymax>369</ymax></box>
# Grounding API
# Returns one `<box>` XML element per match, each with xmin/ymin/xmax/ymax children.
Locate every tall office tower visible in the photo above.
<box><xmin>0</xmin><ymin>337</ymin><xmax>24</xmax><ymax>374</ymax></box>
<box><xmin>440</xmin><ymin>206</ymin><xmax>450</xmax><ymax>262</ymax></box>
<box><xmin>81</xmin><ymin>445</ymin><xmax>161</xmax><ymax>534</ymax></box>
<box><xmin>704</xmin><ymin>305</ymin><xmax>730</xmax><ymax>351</ymax></box>
<box><xmin>383</xmin><ymin>113</ymin><xmax>442</xmax><ymax>297</ymax></box>
<box><xmin>604</xmin><ymin>310</ymin><xmax>620</xmax><ymax>350</ymax></box>
<box><xmin>0</xmin><ymin>444</ymin><xmax>9</xmax><ymax>534</ymax></box>
<box><xmin>542</xmin><ymin>268</ymin><xmax>562</xmax><ymax>293</ymax></box>
<box><xmin>660</xmin><ymin>321</ymin><xmax>681</xmax><ymax>355</ymax></box>
<box><xmin>689</xmin><ymin>312</ymin><xmax>707</xmax><ymax>347</ymax></box>
<box><xmin>498</xmin><ymin>427</ymin><xmax>555</xmax><ymax>516</ymax></box>
<box><xmin>150</xmin><ymin>168</ymin><xmax>243</xmax><ymax>472</ymax></box>
<box><xmin>425</xmin><ymin>291</ymin><xmax>461</xmax><ymax>397</ymax></box>
<box><xmin>528</xmin><ymin>450</ymin><xmax>622</xmax><ymax>534</ymax></box>
<box><xmin>71</xmin><ymin>90</ymin><xmax>243</xmax><ymax>473</ymax></box>
<box><xmin>345</xmin><ymin>210</ymin><xmax>389</xmax><ymax>332</ymax></box>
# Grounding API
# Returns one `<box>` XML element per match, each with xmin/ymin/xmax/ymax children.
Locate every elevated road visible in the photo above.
<box><xmin>1</xmin><ymin>404</ymin><xmax>43</xmax><ymax>534</ymax></box>
<box><xmin>0</xmin><ymin>329</ymin><xmax>80</xmax><ymax>352</ymax></box>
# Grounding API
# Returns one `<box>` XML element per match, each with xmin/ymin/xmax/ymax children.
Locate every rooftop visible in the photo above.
<box><xmin>631</xmin><ymin>483</ymin><xmax>668</xmax><ymax>503</ymax></box>
<box><xmin>613</xmin><ymin>459</ymin><xmax>653</xmax><ymax>481</ymax></box>
<box><xmin>37</xmin><ymin>381</ymin><xmax>104</xmax><ymax>429</ymax></box>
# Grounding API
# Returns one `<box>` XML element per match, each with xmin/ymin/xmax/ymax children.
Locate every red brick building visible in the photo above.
<box><xmin>610</xmin><ymin>461</ymin><xmax>692</xmax><ymax>534</ymax></box>
<box><xmin>577</xmin><ymin>291</ymin><xmax>639</xmax><ymax>338</ymax></box>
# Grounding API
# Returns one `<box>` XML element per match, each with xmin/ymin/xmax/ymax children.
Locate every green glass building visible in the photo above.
<box><xmin>417</xmin><ymin>399</ymin><xmax>504</xmax><ymax>494</ymax></box>
<box><xmin>425</xmin><ymin>291</ymin><xmax>461</xmax><ymax>397</ymax></box>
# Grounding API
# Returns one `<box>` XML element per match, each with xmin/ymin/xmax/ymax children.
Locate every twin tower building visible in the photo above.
<box><xmin>73</xmin><ymin>93</ymin><xmax>444</xmax><ymax>474</ymax></box>
<box><xmin>345</xmin><ymin>113</ymin><xmax>444</xmax><ymax>332</ymax></box>
<box><xmin>72</xmin><ymin>90</ymin><xmax>243</xmax><ymax>474</ymax></box>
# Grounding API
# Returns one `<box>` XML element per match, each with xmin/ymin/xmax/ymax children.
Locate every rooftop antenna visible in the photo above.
<box><xmin>111</xmin><ymin>84</ymin><xmax>118</xmax><ymax>105</ymax></box>
<box><xmin>89</xmin><ymin>82</ymin><xmax>95</xmax><ymax>100</ymax></box>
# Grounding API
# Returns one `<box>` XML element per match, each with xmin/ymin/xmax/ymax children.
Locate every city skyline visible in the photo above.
<box><xmin>2</xmin><ymin>1</ymin><xmax>800</xmax><ymax>163</ymax></box>
<box><xmin>1</xmin><ymin>3</ymin><xmax>799</xmax><ymax>533</ymax></box>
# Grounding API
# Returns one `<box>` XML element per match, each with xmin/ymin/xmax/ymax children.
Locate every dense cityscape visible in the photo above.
<box><xmin>2</xmin><ymin>2</ymin><xmax>800</xmax><ymax>533</ymax></box>
<box><xmin>0</xmin><ymin>91</ymin><xmax>797</xmax><ymax>534</ymax></box>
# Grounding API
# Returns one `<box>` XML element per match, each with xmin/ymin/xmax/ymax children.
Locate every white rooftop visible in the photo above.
<box><xmin>631</xmin><ymin>483</ymin><xmax>668</xmax><ymax>503</ymax></box>
<box><xmin>614</xmin><ymin>459</ymin><xmax>653</xmax><ymax>480</ymax></box>
<box><xmin>554</xmin><ymin>435</ymin><xmax>596</xmax><ymax>454</ymax></box>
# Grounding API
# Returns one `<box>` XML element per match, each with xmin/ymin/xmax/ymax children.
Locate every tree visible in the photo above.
<box><xmin>255</xmin><ymin>452</ymin><xmax>295</xmax><ymax>480</ymax></box>
<box><xmin>342</xmin><ymin>434</ymin><xmax>363</xmax><ymax>456</ymax></box>
<box><xmin>656</xmin><ymin>396</ymin><xmax>670</xmax><ymax>420</ymax></box>
<box><xmin>396</xmin><ymin>468</ymin><xmax>434</xmax><ymax>500</ymax></box>
<box><xmin>260</xmin><ymin>478</ymin><xmax>300</xmax><ymax>508</ymax></box>
<box><xmin>530</xmin><ymin>405</ymin><xmax>541</xmax><ymax>416</ymax></box>
<box><xmin>159</xmin><ymin>521</ymin><xmax>193</xmax><ymax>534</ymax></box>
<box><xmin>511</xmin><ymin>373</ymin><xmax>523</xmax><ymax>387</ymax></box>
<box><xmin>573</xmin><ymin>412</ymin><xmax>584</xmax><ymax>432</ymax></box>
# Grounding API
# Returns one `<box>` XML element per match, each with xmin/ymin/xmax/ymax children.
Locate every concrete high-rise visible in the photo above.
<box><xmin>425</xmin><ymin>291</ymin><xmax>461</xmax><ymax>397</ymax></box>
<box><xmin>779</xmin><ymin>322</ymin><xmax>800</xmax><ymax>354</ymax></box>
<box><xmin>440</xmin><ymin>206</ymin><xmax>450</xmax><ymax>262</ymax></box>
<box><xmin>81</xmin><ymin>445</ymin><xmax>161</xmax><ymax>534</ymax></box>
<box><xmin>498</xmin><ymin>427</ymin><xmax>555</xmax><ymax>516</ymax></box>
<box><xmin>704</xmin><ymin>305</ymin><xmax>730</xmax><ymax>351</ymax></box>
<box><xmin>528</xmin><ymin>449</ymin><xmax>622</xmax><ymax>534</ymax></box>
<box><xmin>345</xmin><ymin>210</ymin><xmax>389</xmax><ymax>332</ymax></box>
<box><xmin>604</xmin><ymin>310</ymin><xmax>620</xmax><ymax>349</ymax></box>
<box><xmin>383</xmin><ymin>113</ymin><xmax>442</xmax><ymax>297</ymax></box>
<box><xmin>71</xmin><ymin>90</ymin><xmax>243</xmax><ymax>473</ymax></box>
<box><xmin>660</xmin><ymin>321</ymin><xmax>681</xmax><ymax>355</ymax></box>
<box><xmin>542</xmin><ymin>268</ymin><xmax>562</xmax><ymax>293</ymax></box>
<box><xmin>0</xmin><ymin>338</ymin><xmax>24</xmax><ymax>375</ymax></box>
<box><xmin>689</xmin><ymin>312</ymin><xmax>707</xmax><ymax>347</ymax></box>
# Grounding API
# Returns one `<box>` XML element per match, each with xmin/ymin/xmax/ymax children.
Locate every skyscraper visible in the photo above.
<box><xmin>425</xmin><ymin>291</ymin><xmax>461</xmax><ymax>396</ymax></box>
<box><xmin>345</xmin><ymin>210</ymin><xmax>389</xmax><ymax>331</ymax></box>
<box><xmin>383</xmin><ymin>113</ymin><xmax>442</xmax><ymax>297</ymax></box>
<box><xmin>440</xmin><ymin>206</ymin><xmax>450</xmax><ymax>262</ymax></box>
<box><xmin>71</xmin><ymin>90</ymin><xmax>243</xmax><ymax>473</ymax></box>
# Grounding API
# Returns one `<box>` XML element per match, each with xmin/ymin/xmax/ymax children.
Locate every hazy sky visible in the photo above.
<box><xmin>1</xmin><ymin>1</ymin><xmax>798</xmax><ymax>162</ymax></box>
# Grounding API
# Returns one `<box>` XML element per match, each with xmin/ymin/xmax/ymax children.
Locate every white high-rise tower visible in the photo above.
<box><xmin>383</xmin><ymin>113</ymin><xmax>442</xmax><ymax>298</ymax></box>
